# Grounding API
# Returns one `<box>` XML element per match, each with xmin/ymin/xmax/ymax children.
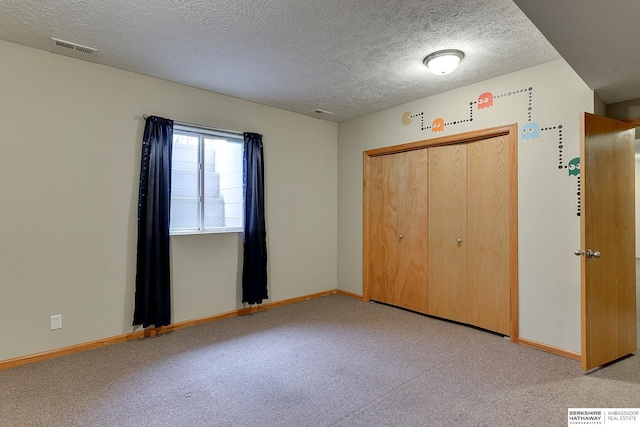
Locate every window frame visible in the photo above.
<box><xmin>169</xmin><ymin>123</ymin><xmax>244</xmax><ymax>235</ymax></box>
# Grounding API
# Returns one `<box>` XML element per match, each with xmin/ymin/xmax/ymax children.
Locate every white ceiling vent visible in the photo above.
<box><xmin>313</xmin><ymin>109</ymin><xmax>334</xmax><ymax>116</ymax></box>
<box><xmin>50</xmin><ymin>38</ymin><xmax>98</xmax><ymax>62</ymax></box>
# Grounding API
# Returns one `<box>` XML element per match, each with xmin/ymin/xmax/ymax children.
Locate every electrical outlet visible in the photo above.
<box><xmin>50</xmin><ymin>314</ymin><xmax>62</xmax><ymax>330</ymax></box>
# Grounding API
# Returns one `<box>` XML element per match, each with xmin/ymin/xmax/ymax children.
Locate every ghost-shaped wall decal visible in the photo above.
<box><xmin>568</xmin><ymin>157</ymin><xmax>580</xmax><ymax>176</ymax></box>
<box><xmin>432</xmin><ymin>117</ymin><xmax>445</xmax><ymax>132</ymax></box>
<box><xmin>521</xmin><ymin>122</ymin><xmax>540</xmax><ymax>140</ymax></box>
<box><xmin>477</xmin><ymin>92</ymin><xmax>494</xmax><ymax>109</ymax></box>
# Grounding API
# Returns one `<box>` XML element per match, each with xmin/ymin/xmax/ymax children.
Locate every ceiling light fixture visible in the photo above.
<box><xmin>423</xmin><ymin>49</ymin><xmax>465</xmax><ymax>75</ymax></box>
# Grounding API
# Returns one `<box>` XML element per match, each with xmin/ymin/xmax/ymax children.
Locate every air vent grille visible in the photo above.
<box><xmin>313</xmin><ymin>109</ymin><xmax>334</xmax><ymax>115</ymax></box>
<box><xmin>54</xmin><ymin>39</ymin><xmax>76</xmax><ymax>50</ymax></box>
<box><xmin>50</xmin><ymin>38</ymin><xmax>98</xmax><ymax>62</ymax></box>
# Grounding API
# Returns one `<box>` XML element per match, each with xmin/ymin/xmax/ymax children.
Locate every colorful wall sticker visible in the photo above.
<box><xmin>400</xmin><ymin>84</ymin><xmax>579</xmax><ymax>217</ymax></box>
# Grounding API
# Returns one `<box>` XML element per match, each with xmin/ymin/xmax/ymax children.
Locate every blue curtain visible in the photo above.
<box><xmin>242</xmin><ymin>132</ymin><xmax>268</xmax><ymax>304</ymax></box>
<box><xmin>133</xmin><ymin>116</ymin><xmax>173</xmax><ymax>328</ymax></box>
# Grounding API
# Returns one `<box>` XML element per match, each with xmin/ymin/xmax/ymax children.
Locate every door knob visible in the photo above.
<box><xmin>574</xmin><ymin>250</ymin><xmax>584</xmax><ymax>256</ymax></box>
<box><xmin>399</xmin><ymin>234</ymin><xmax>403</xmax><ymax>239</ymax></box>
<box><xmin>587</xmin><ymin>249</ymin><xmax>601</xmax><ymax>258</ymax></box>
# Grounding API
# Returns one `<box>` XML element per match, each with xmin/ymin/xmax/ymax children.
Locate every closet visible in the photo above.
<box><xmin>363</xmin><ymin>126</ymin><xmax>517</xmax><ymax>338</ymax></box>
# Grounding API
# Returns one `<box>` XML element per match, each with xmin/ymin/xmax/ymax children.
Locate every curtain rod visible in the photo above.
<box><xmin>143</xmin><ymin>115</ymin><xmax>243</xmax><ymax>136</ymax></box>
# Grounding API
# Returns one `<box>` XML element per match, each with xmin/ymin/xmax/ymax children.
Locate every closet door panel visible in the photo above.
<box><xmin>369</xmin><ymin>154</ymin><xmax>398</xmax><ymax>305</ymax></box>
<box><xmin>427</xmin><ymin>144</ymin><xmax>467</xmax><ymax>322</ymax></box>
<box><xmin>467</xmin><ymin>135</ymin><xmax>510</xmax><ymax>335</ymax></box>
<box><xmin>396</xmin><ymin>149</ymin><xmax>429</xmax><ymax>313</ymax></box>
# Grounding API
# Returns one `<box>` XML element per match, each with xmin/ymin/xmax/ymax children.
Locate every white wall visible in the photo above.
<box><xmin>0</xmin><ymin>40</ymin><xmax>338</xmax><ymax>361</ymax></box>
<box><xmin>337</xmin><ymin>60</ymin><xmax>593</xmax><ymax>353</ymax></box>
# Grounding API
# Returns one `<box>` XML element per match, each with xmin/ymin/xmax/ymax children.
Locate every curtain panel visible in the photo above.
<box><xmin>133</xmin><ymin>115</ymin><xmax>173</xmax><ymax>328</ymax></box>
<box><xmin>242</xmin><ymin>132</ymin><xmax>268</xmax><ymax>305</ymax></box>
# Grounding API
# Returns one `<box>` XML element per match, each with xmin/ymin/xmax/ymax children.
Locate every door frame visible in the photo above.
<box><xmin>363</xmin><ymin>124</ymin><xmax>519</xmax><ymax>342</ymax></box>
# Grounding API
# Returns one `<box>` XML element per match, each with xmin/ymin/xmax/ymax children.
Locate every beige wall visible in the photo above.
<box><xmin>0</xmin><ymin>40</ymin><xmax>338</xmax><ymax>361</ymax></box>
<box><xmin>338</xmin><ymin>60</ymin><xmax>594</xmax><ymax>353</ymax></box>
<box><xmin>607</xmin><ymin>98</ymin><xmax>640</xmax><ymax>139</ymax></box>
<box><xmin>594</xmin><ymin>93</ymin><xmax>606</xmax><ymax>117</ymax></box>
<box><xmin>606</xmin><ymin>98</ymin><xmax>640</xmax><ymax>119</ymax></box>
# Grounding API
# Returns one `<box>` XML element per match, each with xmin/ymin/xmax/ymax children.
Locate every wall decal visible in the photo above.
<box><xmin>538</xmin><ymin>125</ymin><xmax>578</xmax><ymax>215</ymax></box>
<box><xmin>567</xmin><ymin>157</ymin><xmax>580</xmax><ymax>176</ymax></box>
<box><xmin>432</xmin><ymin>117</ymin><xmax>445</xmax><ymax>132</ymax></box>
<box><xmin>522</xmin><ymin>122</ymin><xmax>541</xmax><ymax>140</ymax></box>
<box><xmin>540</xmin><ymin>125</ymin><xmax>565</xmax><ymax>168</ymax></box>
<box><xmin>400</xmin><ymin>85</ymin><xmax>578</xmax><ymax>217</ymax></box>
<box><xmin>409</xmin><ymin>112</ymin><xmax>428</xmax><ymax>130</ymax></box>
<box><xmin>440</xmin><ymin>103</ymin><xmax>474</xmax><ymax>131</ymax></box>
<box><xmin>566</xmin><ymin>157</ymin><xmax>581</xmax><ymax>216</ymax></box>
<box><xmin>576</xmin><ymin>176</ymin><xmax>581</xmax><ymax>216</ymax></box>
<box><xmin>477</xmin><ymin>92</ymin><xmax>494</xmax><ymax>109</ymax></box>
<box><xmin>405</xmin><ymin>87</ymin><xmax>532</xmax><ymax>132</ymax></box>
<box><xmin>492</xmin><ymin>87</ymin><xmax>534</xmax><ymax>122</ymax></box>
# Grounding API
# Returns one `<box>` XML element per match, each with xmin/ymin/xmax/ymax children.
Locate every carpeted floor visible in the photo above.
<box><xmin>0</xmin><ymin>291</ymin><xmax>638</xmax><ymax>427</ymax></box>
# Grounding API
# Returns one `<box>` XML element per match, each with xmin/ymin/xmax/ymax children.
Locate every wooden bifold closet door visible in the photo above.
<box><xmin>364</xmin><ymin>125</ymin><xmax>517</xmax><ymax>339</ymax></box>
<box><xmin>369</xmin><ymin>149</ymin><xmax>429</xmax><ymax>313</ymax></box>
<box><xmin>466</xmin><ymin>136</ymin><xmax>510</xmax><ymax>335</ymax></box>
<box><xmin>427</xmin><ymin>144</ymin><xmax>467</xmax><ymax>323</ymax></box>
<box><xmin>427</xmin><ymin>136</ymin><xmax>510</xmax><ymax>335</ymax></box>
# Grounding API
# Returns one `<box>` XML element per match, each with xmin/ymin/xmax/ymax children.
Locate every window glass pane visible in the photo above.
<box><xmin>203</xmin><ymin>198</ymin><xmax>225</xmax><ymax>228</ymax></box>
<box><xmin>203</xmin><ymin>137</ymin><xmax>243</xmax><ymax>230</ymax></box>
<box><xmin>170</xmin><ymin>133</ymin><xmax>199</xmax><ymax>231</ymax></box>
<box><xmin>170</xmin><ymin>198</ymin><xmax>199</xmax><ymax>230</ymax></box>
<box><xmin>203</xmin><ymin>139</ymin><xmax>220</xmax><ymax>199</ymax></box>
<box><xmin>169</xmin><ymin>126</ymin><xmax>244</xmax><ymax>234</ymax></box>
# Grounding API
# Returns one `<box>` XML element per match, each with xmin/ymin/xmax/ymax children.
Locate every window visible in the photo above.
<box><xmin>170</xmin><ymin>124</ymin><xmax>244</xmax><ymax>234</ymax></box>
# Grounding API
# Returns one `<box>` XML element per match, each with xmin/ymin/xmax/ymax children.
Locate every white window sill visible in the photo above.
<box><xmin>170</xmin><ymin>227</ymin><xmax>244</xmax><ymax>236</ymax></box>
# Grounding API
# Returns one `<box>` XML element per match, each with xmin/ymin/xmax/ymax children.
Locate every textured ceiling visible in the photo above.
<box><xmin>0</xmin><ymin>0</ymin><xmax>563</xmax><ymax>122</ymax></box>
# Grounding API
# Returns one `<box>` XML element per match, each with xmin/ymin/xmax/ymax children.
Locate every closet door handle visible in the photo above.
<box><xmin>457</xmin><ymin>238</ymin><xmax>462</xmax><ymax>244</ymax></box>
<box><xmin>398</xmin><ymin>234</ymin><xmax>403</xmax><ymax>239</ymax></box>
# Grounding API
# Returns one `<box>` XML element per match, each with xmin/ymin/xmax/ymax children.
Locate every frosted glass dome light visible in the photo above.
<box><xmin>423</xmin><ymin>50</ymin><xmax>465</xmax><ymax>75</ymax></box>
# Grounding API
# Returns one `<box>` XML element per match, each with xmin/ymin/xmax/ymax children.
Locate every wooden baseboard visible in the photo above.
<box><xmin>336</xmin><ymin>289</ymin><xmax>364</xmax><ymax>300</ymax></box>
<box><xmin>3</xmin><ymin>290</ymin><xmax>581</xmax><ymax>370</ymax></box>
<box><xmin>0</xmin><ymin>289</ymin><xmax>339</xmax><ymax>371</ymax></box>
<box><xmin>517</xmin><ymin>337</ymin><xmax>581</xmax><ymax>361</ymax></box>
